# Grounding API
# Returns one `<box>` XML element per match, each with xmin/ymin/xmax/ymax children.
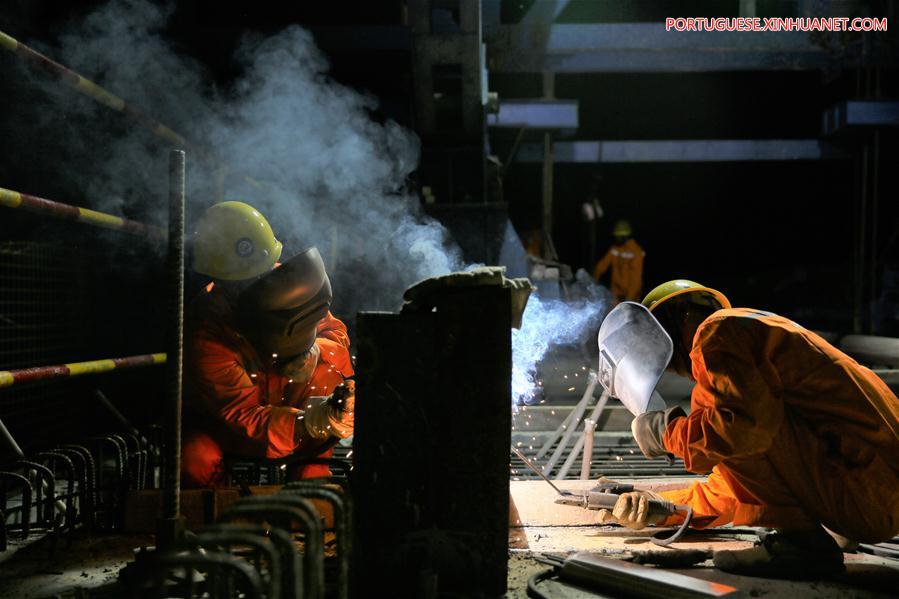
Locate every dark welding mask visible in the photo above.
<box><xmin>236</xmin><ymin>247</ymin><xmax>332</xmax><ymax>364</ymax></box>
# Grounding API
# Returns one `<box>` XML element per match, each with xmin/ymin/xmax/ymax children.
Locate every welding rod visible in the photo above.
<box><xmin>510</xmin><ymin>445</ymin><xmax>566</xmax><ymax>496</ymax></box>
<box><xmin>0</xmin><ymin>187</ymin><xmax>165</xmax><ymax>239</ymax></box>
<box><xmin>0</xmin><ymin>354</ymin><xmax>166</xmax><ymax>388</ymax></box>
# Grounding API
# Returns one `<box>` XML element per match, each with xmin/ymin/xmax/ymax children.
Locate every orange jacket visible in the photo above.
<box><xmin>659</xmin><ymin>309</ymin><xmax>899</xmax><ymax>539</ymax></box>
<box><xmin>593</xmin><ymin>238</ymin><xmax>645</xmax><ymax>301</ymax></box>
<box><xmin>185</xmin><ymin>286</ymin><xmax>354</xmax><ymax>460</ymax></box>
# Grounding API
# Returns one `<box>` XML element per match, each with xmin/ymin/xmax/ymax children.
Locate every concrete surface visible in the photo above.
<box><xmin>0</xmin><ymin>530</ymin><xmax>151</xmax><ymax>598</ymax></box>
<box><xmin>506</xmin><ymin>479</ymin><xmax>899</xmax><ymax>598</ymax></box>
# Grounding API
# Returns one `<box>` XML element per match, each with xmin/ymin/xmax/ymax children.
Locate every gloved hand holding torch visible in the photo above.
<box><xmin>302</xmin><ymin>379</ymin><xmax>355</xmax><ymax>439</ymax></box>
<box><xmin>597</xmin><ymin>489</ymin><xmax>669</xmax><ymax>530</ymax></box>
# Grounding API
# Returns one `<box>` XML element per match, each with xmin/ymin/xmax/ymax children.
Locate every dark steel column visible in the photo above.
<box><xmin>353</xmin><ymin>285</ymin><xmax>512</xmax><ymax>597</ymax></box>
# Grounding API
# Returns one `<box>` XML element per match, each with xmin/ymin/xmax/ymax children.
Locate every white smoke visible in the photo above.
<box><xmin>9</xmin><ymin>0</ymin><xmax>609</xmax><ymax>391</ymax></box>
<box><xmin>24</xmin><ymin>0</ymin><xmax>461</xmax><ymax>316</ymax></box>
<box><xmin>512</xmin><ymin>293</ymin><xmax>606</xmax><ymax>406</ymax></box>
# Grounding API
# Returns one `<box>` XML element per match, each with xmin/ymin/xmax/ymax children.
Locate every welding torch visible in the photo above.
<box><xmin>552</xmin><ymin>481</ymin><xmax>694</xmax><ymax>547</ymax></box>
<box><xmin>511</xmin><ymin>446</ymin><xmax>693</xmax><ymax>547</ymax></box>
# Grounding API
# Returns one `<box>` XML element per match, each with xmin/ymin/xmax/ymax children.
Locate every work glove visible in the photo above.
<box><xmin>302</xmin><ymin>380</ymin><xmax>355</xmax><ymax>440</ymax></box>
<box><xmin>597</xmin><ymin>490</ymin><xmax>667</xmax><ymax>530</ymax></box>
<box><xmin>275</xmin><ymin>343</ymin><xmax>320</xmax><ymax>385</ymax></box>
<box><xmin>402</xmin><ymin>266</ymin><xmax>535</xmax><ymax>329</ymax></box>
<box><xmin>631</xmin><ymin>406</ymin><xmax>686</xmax><ymax>459</ymax></box>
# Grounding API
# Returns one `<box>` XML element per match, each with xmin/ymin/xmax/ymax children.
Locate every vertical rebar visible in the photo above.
<box><xmin>580</xmin><ymin>420</ymin><xmax>597</xmax><ymax>480</ymax></box>
<box><xmin>159</xmin><ymin>149</ymin><xmax>185</xmax><ymax>549</ymax></box>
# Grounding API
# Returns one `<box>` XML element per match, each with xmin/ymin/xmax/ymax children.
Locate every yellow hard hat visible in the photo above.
<box><xmin>642</xmin><ymin>279</ymin><xmax>731</xmax><ymax>313</ymax></box>
<box><xmin>192</xmin><ymin>201</ymin><xmax>283</xmax><ymax>281</ymax></box>
<box><xmin>613</xmin><ymin>220</ymin><xmax>632</xmax><ymax>237</ymax></box>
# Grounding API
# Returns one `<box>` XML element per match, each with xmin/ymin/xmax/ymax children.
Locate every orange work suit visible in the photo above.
<box><xmin>658</xmin><ymin>308</ymin><xmax>899</xmax><ymax>543</ymax></box>
<box><xmin>181</xmin><ymin>286</ymin><xmax>354</xmax><ymax>488</ymax></box>
<box><xmin>592</xmin><ymin>238</ymin><xmax>645</xmax><ymax>302</ymax></box>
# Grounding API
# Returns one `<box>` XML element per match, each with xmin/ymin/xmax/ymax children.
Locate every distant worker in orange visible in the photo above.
<box><xmin>181</xmin><ymin>201</ymin><xmax>354</xmax><ymax>488</ymax></box>
<box><xmin>525</xmin><ymin>229</ymin><xmax>543</xmax><ymax>258</ymax></box>
<box><xmin>596</xmin><ymin>280</ymin><xmax>899</xmax><ymax>578</ymax></box>
<box><xmin>592</xmin><ymin>220</ymin><xmax>645</xmax><ymax>302</ymax></box>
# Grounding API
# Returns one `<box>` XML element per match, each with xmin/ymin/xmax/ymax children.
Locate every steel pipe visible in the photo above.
<box><xmin>580</xmin><ymin>420</ymin><xmax>596</xmax><ymax>480</ymax></box>
<box><xmin>543</xmin><ymin>374</ymin><xmax>598</xmax><ymax>476</ymax></box>
<box><xmin>0</xmin><ymin>353</ymin><xmax>165</xmax><ymax>389</ymax></box>
<box><xmin>556</xmin><ymin>391</ymin><xmax>609</xmax><ymax>480</ymax></box>
<box><xmin>534</xmin><ymin>396</ymin><xmax>584</xmax><ymax>460</ymax></box>
<box><xmin>0</xmin><ymin>187</ymin><xmax>164</xmax><ymax>239</ymax></box>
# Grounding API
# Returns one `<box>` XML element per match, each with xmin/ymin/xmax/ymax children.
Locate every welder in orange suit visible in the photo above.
<box><xmin>181</xmin><ymin>202</ymin><xmax>354</xmax><ymax>488</ymax></box>
<box><xmin>592</xmin><ymin>220</ymin><xmax>645</xmax><ymax>302</ymax></box>
<box><xmin>598</xmin><ymin>280</ymin><xmax>899</xmax><ymax>578</ymax></box>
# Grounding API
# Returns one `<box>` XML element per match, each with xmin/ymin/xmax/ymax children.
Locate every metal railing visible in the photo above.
<box><xmin>0</xmin><ymin>30</ymin><xmax>184</xmax><ymax>554</ymax></box>
<box><xmin>0</xmin><ymin>353</ymin><xmax>166</xmax><ymax>388</ymax></box>
<box><xmin>0</xmin><ymin>187</ymin><xmax>165</xmax><ymax>239</ymax></box>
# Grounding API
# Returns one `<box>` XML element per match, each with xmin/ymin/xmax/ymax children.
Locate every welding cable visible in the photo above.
<box><xmin>526</xmin><ymin>568</ymin><xmax>557</xmax><ymax>599</ymax></box>
<box><xmin>650</xmin><ymin>505</ymin><xmax>694</xmax><ymax>547</ymax></box>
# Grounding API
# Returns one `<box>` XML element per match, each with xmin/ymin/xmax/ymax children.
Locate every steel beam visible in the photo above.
<box><xmin>518</xmin><ymin>139</ymin><xmax>848</xmax><ymax>163</ymax></box>
<box><xmin>488</xmin><ymin>23</ymin><xmax>895</xmax><ymax>73</ymax></box>
<box><xmin>487</xmin><ymin>99</ymin><xmax>578</xmax><ymax>129</ymax></box>
<box><xmin>823</xmin><ymin>101</ymin><xmax>899</xmax><ymax>135</ymax></box>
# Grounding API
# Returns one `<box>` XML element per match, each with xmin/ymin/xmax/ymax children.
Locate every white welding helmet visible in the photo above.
<box><xmin>597</xmin><ymin>301</ymin><xmax>672</xmax><ymax>416</ymax></box>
